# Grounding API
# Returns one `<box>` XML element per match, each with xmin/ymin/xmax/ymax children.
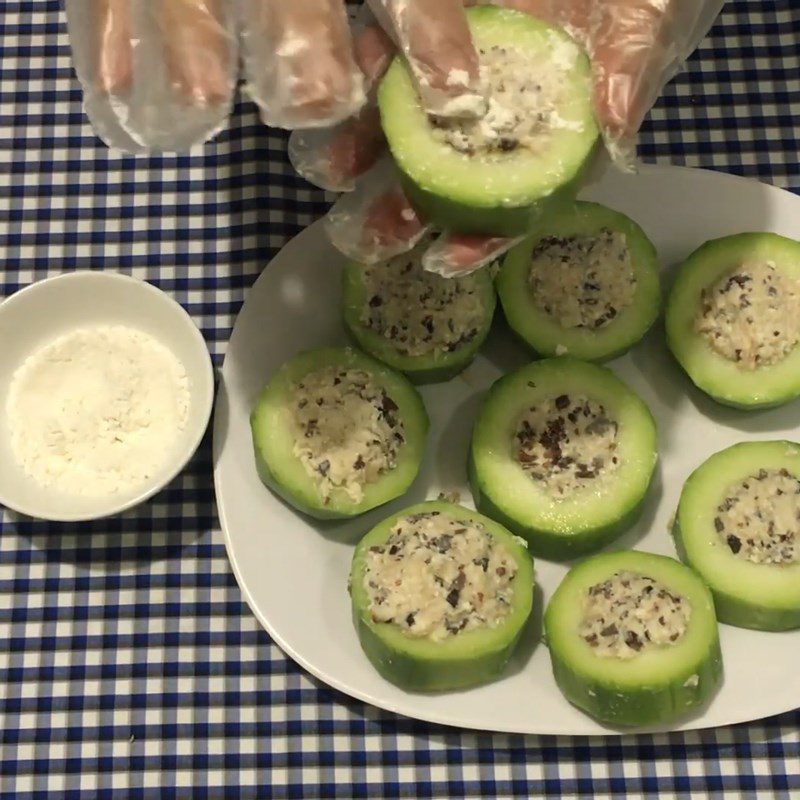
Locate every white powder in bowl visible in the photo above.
<box><xmin>6</xmin><ymin>325</ymin><xmax>191</xmax><ymax>497</ymax></box>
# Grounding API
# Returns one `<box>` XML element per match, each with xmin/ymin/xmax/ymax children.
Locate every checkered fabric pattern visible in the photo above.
<box><xmin>0</xmin><ymin>1</ymin><xmax>798</xmax><ymax>797</ymax></box>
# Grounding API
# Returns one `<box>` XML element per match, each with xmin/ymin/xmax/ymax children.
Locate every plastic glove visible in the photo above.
<box><xmin>324</xmin><ymin>158</ymin><xmax>433</xmax><ymax>263</ymax></box>
<box><xmin>158</xmin><ymin>0</ymin><xmax>231</xmax><ymax>107</ymax></box>
<box><xmin>301</xmin><ymin>0</ymin><xmax>725</xmax><ymax>275</ymax></box>
<box><xmin>321</xmin><ymin>155</ymin><xmax>524</xmax><ymax>276</ymax></box>
<box><xmin>73</xmin><ymin>0</ymin><xmax>489</xmax><ymax>152</ymax></box>
<box><xmin>95</xmin><ymin>0</ymin><xmax>133</xmax><ymax>95</ymax></box>
<box><xmin>366</xmin><ymin>0</ymin><xmax>487</xmax><ymax>119</ymax></box>
<box><xmin>240</xmin><ymin>0</ymin><xmax>488</xmax><ymax>131</ymax></box>
<box><xmin>482</xmin><ymin>0</ymin><xmax>727</xmax><ymax>162</ymax></box>
<box><xmin>94</xmin><ymin>0</ymin><xmax>231</xmax><ymax>107</ymax></box>
<box><xmin>70</xmin><ymin>0</ymin><xmax>237</xmax><ymax>152</ymax></box>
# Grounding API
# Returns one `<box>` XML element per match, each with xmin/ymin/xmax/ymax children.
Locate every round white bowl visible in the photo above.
<box><xmin>0</xmin><ymin>270</ymin><xmax>215</xmax><ymax>522</ymax></box>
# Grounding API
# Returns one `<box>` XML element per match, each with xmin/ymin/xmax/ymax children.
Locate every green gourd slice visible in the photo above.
<box><xmin>498</xmin><ymin>201</ymin><xmax>661</xmax><ymax>361</ymax></box>
<box><xmin>545</xmin><ymin>549</ymin><xmax>723</xmax><ymax>728</ymax></box>
<box><xmin>665</xmin><ymin>232</ymin><xmax>800</xmax><ymax>409</ymax></box>
<box><xmin>469</xmin><ymin>357</ymin><xmax>657</xmax><ymax>560</ymax></box>
<box><xmin>673</xmin><ymin>440</ymin><xmax>800</xmax><ymax>631</ymax></box>
<box><xmin>250</xmin><ymin>346</ymin><xmax>428</xmax><ymax>520</ymax></box>
<box><xmin>377</xmin><ymin>6</ymin><xmax>599</xmax><ymax>236</ymax></box>
<box><xmin>349</xmin><ymin>500</ymin><xmax>534</xmax><ymax>692</ymax></box>
<box><xmin>341</xmin><ymin>243</ymin><xmax>496</xmax><ymax>384</ymax></box>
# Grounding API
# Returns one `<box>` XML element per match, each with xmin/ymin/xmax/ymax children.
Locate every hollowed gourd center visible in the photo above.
<box><xmin>513</xmin><ymin>394</ymin><xmax>620</xmax><ymax>498</ymax></box>
<box><xmin>430</xmin><ymin>41</ymin><xmax>582</xmax><ymax>158</ymax></box>
<box><xmin>694</xmin><ymin>261</ymin><xmax>800</xmax><ymax>370</ymax></box>
<box><xmin>528</xmin><ymin>230</ymin><xmax>637</xmax><ymax>329</ymax></box>
<box><xmin>359</xmin><ymin>247</ymin><xmax>485</xmax><ymax>357</ymax></box>
<box><xmin>714</xmin><ymin>468</ymin><xmax>800</xmax><ymax>564</ymax></box>
<box><xmin>364</xmin><ymin>511</ymin><xmax>517</xmax><ymax>642</ymax></box>
<box><xmin>291</xmin><ymin>367</ymin><xmax>404</xmax><ymax>504</ymax></box>
<box><xmin>580</xmin><ymin>571</ymin><xmax>691</xmax><ymax>660</ymax></box>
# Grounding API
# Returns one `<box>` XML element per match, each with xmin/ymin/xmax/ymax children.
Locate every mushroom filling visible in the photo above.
<box><xmin>359</xmin><ymin>249</ymin><xmax>485</xmax><ymax>357</ymax></box>
<box><xmin>695</xmin><ymin>261</ymin><xmax>800</xmax><ymax>370</ymax></box>
<box><xmin>715</xmin><ymin>468</ymin><xmax>800</xmax><ymax>564</ymax></box>
<box><xmin>291</xmin><ymin>367</ymin><xmax>404</xmax><ymax>504</ymax></box>
<box><xmin>363</xmin><ymin>511</ymin><xmax>517</xmax><ymax>642</ymax></box>
<box><xmin>430</xmin><ymin>40</ymin><xmax>582</xmax><ymax>157</ymax></box>
<box><xmin>514</xmin><ymin>394</ymin><xmax>619</xmax><ymax>497</ymax></box>
<box><xmin>528</xmin><ymin>230</ymin><xmax>637</xmax><ymax>329</ymax></box>
<box><xmin>580</xmin><ymin>571</ymin><xmax>692</xmax><ymax>659</ymax></box>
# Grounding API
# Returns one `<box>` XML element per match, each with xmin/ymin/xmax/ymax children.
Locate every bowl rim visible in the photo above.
<box><xmin>0</xmin><ymin>269</ymin><xmax>216</xmax><ymax>522</ymax></box>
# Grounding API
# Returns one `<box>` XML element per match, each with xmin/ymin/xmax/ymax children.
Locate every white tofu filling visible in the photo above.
<box><xmin>715</xmin><ymin>468</ymin><xmax>800</xmax><ymax>564</ymax></box>
<box><xmin>580</xmin><ymin>571</ymin><xmax>691</xmax><ymax>660</ymax></box>
<box><xmin>528</xmin><ymin>230</ymin><xmax>637</xmax><ymax>329</ymax></box>
<box><xmin>429</xmin><ymin>39</ymin><xmax>582</xmax><ymax>158</ymax></box>
<box><xmin>291</xmin><ymin>367</ymin><xmax>404</xmax><ymax>504</ymax></box>
<box><xmin>514</xmin><ymin>394</ymin><xmax>619</xmax><ymax>498</ymax></box>
<box><xmin>695</xmin><ymin>261</ymin><xmax>800</xmax><ymax>370</ymax></box>
<box><xmin>359</xmin><ymin>248</ymin><xmax>485</xmax><ymax>357</ymax></box>
<box><xmin>364</xmin><ymin>511</ymin><xmax>517</xmax><ymax>642</ymax></box>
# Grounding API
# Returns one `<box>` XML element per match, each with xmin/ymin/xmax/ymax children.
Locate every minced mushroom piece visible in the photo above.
<box><xmin>714</xmin><ymin>468</ymin><xmax>800</xmax><ymax>564</ymax></box>
<box><xmin>360</xmin><ymin>248</ymin><xmax>485</xmax><ymax>357</ymax></box>
<box><xmin>430</xmin><ymin>39</ymin><xmax>582</xmax><ymax>157</ymax></box>
<box><xmin>694</xmin><ymin>261</ymin><xmax>800</xmax><ymax>370</ymax></box>
<box><xmin>364</xmin><ymin>512</ymin><xmax>517</xmax><ymax>642</ymax></box>
<box><xmin>528</xmin><ymin>230</ymin><xmax>637</xmax><ymax>329</ymax></box>
<box><xmin>580</xmin><ymin>571</ymin><xmax>692</xmax><ymax>659</ymax></box>
<box><xmin>514</xmin><ymin>394</ymin><xmax>620</xmax><ymax>497</ymax></box>
<box><xmin>437</xmin><ymin>489</ymin><xmax>462</xmax><ymax>505</ymax></box>
<box><xmin>291</xmin><ymin>367</ymin><xmax>404</xmax><ymax>504</ymax></box>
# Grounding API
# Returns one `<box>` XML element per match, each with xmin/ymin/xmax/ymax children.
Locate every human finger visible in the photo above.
<box><xmin>422</xmin><ymin>232</ymin><xmax>522</xmax><ymax>277</ymax></box>
<box><xmin>368</xmin><ymin>0</ymin><xmax>486</xmax><ymax>118</ymax></box>
<box><xmin>96</xmin><ymin>0</ymin><xmax>134</xmax><ymax>94</ymax></box>
<box><xmin>324</xmin><ymin>159</ymin><xmax>431</xmax><ymax>263</ymax></box>
<box><xmin>240</xmin><ymin>0</ymin><xmax>367</xmax><ymax>130</ymax></box>
<box><xmin>353</xmin><ymin>22</ymin><xmax>396</xmax><ymax>90</ymax></box>
<box><xmin>288</xmin><ymin>20</ymin><xmax>394</xmax><ymax>191</ymax></box>
<box><xmin>289</xmin><ymin>105</ymin><xmax>387</xmax><ymax>193</ymax></box>
<box><xmin>159</xmin><ymin>0</ymin><xmax>231</xmax><ymax>107</ymax></box>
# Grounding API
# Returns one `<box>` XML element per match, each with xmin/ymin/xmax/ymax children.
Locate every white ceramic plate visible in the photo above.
<box><xmin>214</xmin><ymin>165</ymin><xmax>800</xmax><ymax>735</ymax></box>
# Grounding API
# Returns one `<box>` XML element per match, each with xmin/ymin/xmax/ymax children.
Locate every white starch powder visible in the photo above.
<box><xmin>7</xmin><ymin>325</ymin><xmax>191</xmax><ymax>497</ymax></box>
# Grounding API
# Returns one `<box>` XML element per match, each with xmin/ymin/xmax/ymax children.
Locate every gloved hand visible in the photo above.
<box><xmin>92</xmin><ymin>0</ymin><xmax>725</xmax><ymax>269</ymax></box>
<box><xmin>284</xmin><ymin>0</ymin><xmax>725</xmax><ymax>276</ymax></box>
<box><xmin>240</xmin><ymin>0</ymin><xmax>486</xmax><ymax>130</ymax></box>
<box><xmin>487</xmin><ymin>0</ymin><xmax>726</xmax><ymax>160</ymax></box>
<box><xmin>83</xmin><ymin>1</ymin><xmax>481</xmax><ymax>160</ymax></box>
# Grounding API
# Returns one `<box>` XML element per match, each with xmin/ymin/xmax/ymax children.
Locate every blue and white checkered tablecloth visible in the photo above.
<box><xmin>1</xmin><ymin>1</ymin><xmax>798</xmax><ymax>797</ymax></box>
